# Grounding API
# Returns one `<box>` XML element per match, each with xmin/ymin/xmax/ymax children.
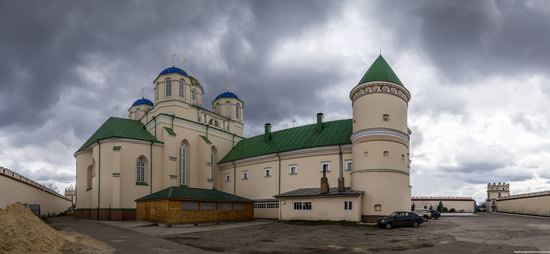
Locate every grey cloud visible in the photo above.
<box><xmin>376</xmin><ymin>0</ymin><xmax>550</xmax><ymax>82</ymax></box>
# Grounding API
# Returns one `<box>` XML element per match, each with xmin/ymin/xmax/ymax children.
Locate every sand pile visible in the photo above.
<box><xmin>0</xmin><ymin>202</ymin><xmax>68</xmax><ymax>253</ymax></box>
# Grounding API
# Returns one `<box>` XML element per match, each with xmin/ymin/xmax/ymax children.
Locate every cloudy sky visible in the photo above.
<box><xmin>1</xmin><ymin>0</ymin><xmax>549</xmax><ymax>202</ymax></box>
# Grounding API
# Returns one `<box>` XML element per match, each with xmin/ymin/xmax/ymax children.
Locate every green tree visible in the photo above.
<box><xmin>437</xmin><ymin>201</ymin><xmax>444</xmax><ymax>212</ymax></box>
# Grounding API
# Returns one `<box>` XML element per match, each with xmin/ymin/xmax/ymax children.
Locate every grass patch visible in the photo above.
<box><xmin>285</xmin><ymin>220</ymin><xmax>361</xmax><ymax>227</ymax></box>
<box><xmin>40</xmin><ymin>217</ymin><xmax>52</xmax><ymax>224</ymax></box>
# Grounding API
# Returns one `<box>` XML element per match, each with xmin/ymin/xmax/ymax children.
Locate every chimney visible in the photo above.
<box><xmin>315</xmin><ymin>113</ymin><xmax>324</xmax><ymax>132</ymax></box>
<box><xmin>264</xmin><ymin>123</ymin><xmax>272</xmax><ymax>142</ymax></box>
<box><xmin>320</xmin><ymin>168</ymin><xmax>329</xmax><ymax>194</ymax></box>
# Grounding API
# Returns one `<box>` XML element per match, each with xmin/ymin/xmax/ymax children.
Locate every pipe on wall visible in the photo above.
<box><xmin>231</xmin><ymin>161</ymin><xmax>237</xmax><ymax>195</ymax></box>
<box><xmin>96</xmin><ymin>141</ymin><xmax>101</xmax><ymax>221</ymax></box>
<box><xmin>276</xmin><ymin>153</ymin><xmax>281</xmax><ymax>194</ymax></box>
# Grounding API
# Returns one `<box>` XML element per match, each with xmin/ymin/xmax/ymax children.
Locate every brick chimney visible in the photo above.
<box><xmin>320</xmin><ymin>168</ymin><xmax>329</xmax><ymax>194</ymax></box>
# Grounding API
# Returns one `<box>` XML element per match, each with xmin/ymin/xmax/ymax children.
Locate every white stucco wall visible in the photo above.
<box><xmin>411</xmin><ymin>199</ymin><xmax>475</xmax><ymax>213</ymax></box>
<box><xmin>0</xmin><ymin>168</ymin><xmax>71</xmax><ymax>216</ymax></box>
<box><xmin>496</xmin><ymin>192</ymin><xmax>550</xmax><ymax>216</ymax></box>
<box><xmin>279</xmin><ymin>196</ymin><xmax>362</xmax><ymax>221</ymax></box>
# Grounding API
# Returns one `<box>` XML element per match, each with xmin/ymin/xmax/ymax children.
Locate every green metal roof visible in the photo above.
<box><xmin>358</xmin><ymin>55</ymin><xmax>403</xmax><ymax>86</ymax></box>
<box><xmin>219</xmin><ymin>119</ymin><xmax>352</xmax><ymax>163</ymax></box>
<box><xmin>76</xmin><ymin>117</ymin><xmax>161</xmax><ymax>153</ymax></box>
<box><xmin>135</xmin><ymin>185</ymin><xmax>253</xmax><ymax>203</ymax></box>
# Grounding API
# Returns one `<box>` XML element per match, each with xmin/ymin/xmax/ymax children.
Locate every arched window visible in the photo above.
<box><xmin>383</xmin><ymin>151</ymin><xmax>389</xmax><ymax>157</ymax></box>
<box><xmin>179</xmin><ymin>143</ymin><xmax>187</xmax><ymax>185</ymax></box>
<box><xmin>155</xmin><ymin>86</ymin><xmax>159</xmax><ymax>101</ymax></box>
<box><xmin>86</xmin><ymin>165</ymin><xmax>93</xmax><ymax>190</ymax></box>
<box><xmin>191</xmin><ymin>89</ymin><xmax>196</xmax><ymax>101</ymax></box>
<box><xmin>165</xmin><ymin>79</ymin><xmax>172</xmax><ymax>96</ymax></box>
<box><xmin>136</xmin><ymin>158</ymin><xmax>145</xmax><ymax>183</ymax></box>
<box><xmin>179</xmin><ymin>80</ymin><xmax>184</xmax><ymax>97</ymax></box>
<box><xmin>236</xmin><ymin>103</ymin><xmax>241</xmax><ymax>120</ymax></box>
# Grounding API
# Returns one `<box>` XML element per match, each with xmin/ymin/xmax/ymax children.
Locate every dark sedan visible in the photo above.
<box><xmin>377</xmin><ymin>211</ymin><xmax>424</xmax><ymax>229</ymax></box>
<box><xmin>430</xmin><ymin>210</ymin><xmax>441</xmax><ymax>219</ymax></box>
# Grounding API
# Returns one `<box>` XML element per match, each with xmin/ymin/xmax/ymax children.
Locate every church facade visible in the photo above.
<box><xmin>74</xmin><ymin>55</ymin><xmax>412</xmax><ymax>222</ymax></box>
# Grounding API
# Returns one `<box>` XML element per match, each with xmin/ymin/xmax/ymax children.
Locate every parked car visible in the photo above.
<box><xmin>430</xmin><ymin>210</ymin><xmax>441</xmax><ymax>219</ymax></box>
<box><xmin>414</xmin><ymin>208</ymin><xmax>432</xmax><ymax>222</ymax></box>
<box><xmin>377</xmin><ymin>211</ymin><xmax>424</xmax><ymax>229</ymax></box>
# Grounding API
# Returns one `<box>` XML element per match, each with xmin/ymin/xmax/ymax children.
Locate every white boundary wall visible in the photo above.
<box><xmin>496</xmin><ymin>191</ymin><xmax>550</xmax><ymax>217</ymax></box>
<box><xmin>411</xmin><ymin>197</ymin><xmax>475</xmax><ymax>213</ymax></box>
<box><xmin>0</xmin><ymin>167</ymin><xmax>72</xmax><ymax>216</ymax></box>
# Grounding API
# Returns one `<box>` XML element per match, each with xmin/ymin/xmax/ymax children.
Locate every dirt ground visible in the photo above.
<box><xmin>164</xmin><ymin>213</ymin><xmax>550</xmax><ymax>253</ymax></box>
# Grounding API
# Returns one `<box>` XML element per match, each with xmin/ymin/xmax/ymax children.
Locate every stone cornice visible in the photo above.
<box><xmin>351</xmin><ymin>168</ymin><xmax>409</xmax><ymax>176</ymax></box>
<box><xmin>351</xmin><ymin>128</ymin><xmax>409</xmax><ymax>145</ymax></box>
<box><xmin>350</xmin><ymin>81</ymin><xmax>410</xmax><ymax>103</ymax></box>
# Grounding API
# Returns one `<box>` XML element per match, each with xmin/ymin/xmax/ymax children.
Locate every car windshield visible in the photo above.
<box><xmin>389</xmin><ymin>212</ymin><xmax>398</xmax><ymax>217</ymax></box>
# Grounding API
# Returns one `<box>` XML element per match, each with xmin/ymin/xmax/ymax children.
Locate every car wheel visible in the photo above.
<box><xmin>413</xmin><ymin>222</ymin><xmax>419</xmax><ymax>228</ymax></box>
<box><xmin>385</xmin><ymin>223</ymin><xmax>392</xmax><ymax>229</ymax></box>
<box><xmin>423</xmin><ymin>216</ymin><xmax>429</xmax><ymax>222</ymax></box>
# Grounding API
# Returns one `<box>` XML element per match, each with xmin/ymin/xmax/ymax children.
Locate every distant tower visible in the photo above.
<box><xmin>349</xmin><ymin>55</ymin><xmax>412</xmax><ymax>222</ymax></box>
<box><xmin>486</xmin><ymin>182</ymin><xmax>510</xmax><ymax>212</ymax></box>
<box><xmin>212</xmin><ymin>91</ymin><xmax>244</xmax><ymax>136</ymax></box>
<box><xmin>128</xmin><ymin>97</ymin><xmax>154</xmax><ymax>120</ymax></box>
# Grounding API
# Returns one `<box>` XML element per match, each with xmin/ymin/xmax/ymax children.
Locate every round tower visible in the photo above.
<box><xmin>349</xmin><ymin>55</ymin><xmax>411</xmax><ymax>222</ymax></box>
<box><xmin>128</xmin><ymin>97</ymin><xmax>154</xmax><ymax>120</ymax></box>
<box><xmin>212</xmin><ymin>91</ymin><xmax>244</xmax><ymax>124</ymax></box>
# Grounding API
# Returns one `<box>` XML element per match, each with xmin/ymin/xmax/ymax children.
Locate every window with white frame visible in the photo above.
<box><xmin>242</xmin><ymin>171</ymin><xmax>249</xmax><ymax>180</ymax></box>
<box><xmin>344</xmin><ymin>201</ymin><xmax>353</xmax><ymax>210</ymax></box>
<box><xmin>289</xmin><ymin>164</ymin><xmax>298</xmax><ymax>175</ymax></box>
<box><xmin>254</xmin><ymin>202</ymin><xmax>279</xmax><ymax>209</ymax></box>
<box><xmin>293</xmin><ymin>201</ymin><xmax>312</xmax><ymax>210</ymax></box>
<box><xmin>264</xmin><ymin>167</ymin><xmax>272</xmax><ymax>177</ymax></box>
<box><xmin>165</xmin><ymin>79</ymin><xmax>172</xmax><ymax>96</ymax></box>
<box><xmin>179</xmin><ymin>80</ymin><xmax>185</xmax><ymax>97</ymax></box>
<box><xmin>345</xmin><ymin>161</ymin><xmax>352</xmax><ymax>171</ymax></box>
<box><xmin>321</xmin><ymin>162</ymin><xmax>330</xmax><ymax>172</ymax></box>
<box><xmin>136</xmin><ymin>158</ymin><xmax>145</xmax><ymax>183</ymax></box>
<box><xmin>224</xmin><ymin>173</ymin><xmax>231</xmax><ymax>182</ymax></box>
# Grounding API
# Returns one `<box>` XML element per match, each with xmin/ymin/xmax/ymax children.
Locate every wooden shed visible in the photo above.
<box><xmin>135</xmin><ymin>185</ymin><xmax>254</xmax><ymax>224</ymax></box>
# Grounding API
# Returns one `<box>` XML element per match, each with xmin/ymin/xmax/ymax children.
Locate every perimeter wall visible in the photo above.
<box><xmin>0</xmin><ymin>167</ymin><xmax>72</xmax><ymax>216</ymax></box>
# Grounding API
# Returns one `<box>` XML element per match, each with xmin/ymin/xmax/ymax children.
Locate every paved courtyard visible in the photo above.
<box><xmin>51</xmin><ymin>213</ymin><xmax>550</xmax><ymax>253</ymax></box>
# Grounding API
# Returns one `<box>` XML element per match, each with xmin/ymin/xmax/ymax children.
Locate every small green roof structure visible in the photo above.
<box><xmin>135</xmin><ymin>185</ymin><xmax>253</xmax><ymax>203</ymax></box>
<box><xmin>219</xmin><ymin>119</ymin><xmax>352</xmax><ymax>163</ymax></box>
<box><xmin>76</xmin><ymin>117</ymin><xmax>162</xmax><ymax>153</ymax></box>
<box><xmin>357</xmin><ymin>55</ymin><xmax>403</xmax><ymax>86</ymax></box>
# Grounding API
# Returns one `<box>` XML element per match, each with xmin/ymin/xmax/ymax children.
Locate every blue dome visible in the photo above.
<box><xmin>132</xmin><ymin>97</ymin><xmax>154</xmax><ymax>107</ymax></box>
<box><xmin>159</xmin><ymin>66</ymin><xmax>188</xmax><ymax>77</ymax></box>
<box><xmin>215</xmin><ymin>91</ymin><xmax>240</xmax><ymax>101</ymax></box>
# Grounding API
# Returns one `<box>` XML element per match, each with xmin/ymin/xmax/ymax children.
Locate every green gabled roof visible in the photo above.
<box><xmin>135</xmin><ymin>185</ymin><xmax>253</xmax><ymax>203</ymax></box>
<box><xmin>358</xmin><ymin>55</ymin><xmax>403</xmax><ymax>86</ymax></box>
<box><xmin>76</xmin><ymin>117</ymin><xmax>161</xmax><ymax>153</ymax></box>
<box><xmin>219</xmin><ymin>119</ymin><xmax>352</xmax><ymax>163</ymax></box>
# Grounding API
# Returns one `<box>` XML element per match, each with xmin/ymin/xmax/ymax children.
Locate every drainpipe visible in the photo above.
<box><xmin>150</xmin><ymin>141</ymin><xmax>153</xmax><ymax>194</ymax></box>
<box><xmin>338</xmin><ymin>145</ymin><xmax>345</xmax><ymax>192</ymax></box>
<box><xmin>171</xmin><ymin>114</ymin><xmax>175</xmax><ymax>129</ymax></box>
<box><xmin>153</xmin><ymin>116</ymin><xmax>157</xmax><ymax>138</ymax></box>
<box><xmin>231</xmin><ymin>161</ymin><xmax>237</xmax><ymax>195</ymax></box>
<box><xmin>96</xmin><ymin>141</ymin><xmax>101</xmax><ymax>221</ymax></box>
<box><xmin>276</xmin><ymin>153</ymin><xmax>281</xmax><ymax>195</ymax></box>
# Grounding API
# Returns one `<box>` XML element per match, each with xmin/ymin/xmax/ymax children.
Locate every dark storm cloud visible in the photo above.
<box><xmin>376</xmin><ymin>0</ymin><xmax>550</xmax><ymax>82</ymax></box>
<box><xmin>0</xmin><ymin>0</ymin><xmax>343</xmax><ymax>149</ymax></box>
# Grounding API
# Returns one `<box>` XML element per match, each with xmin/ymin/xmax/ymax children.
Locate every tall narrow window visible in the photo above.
<box><xmin>236</xmin><ymin>103</ymin><xmax>241</xmax><ymax>120</ymax></box>
<box><xmin>192</xmin><ymin>89</ymin><xmax>196</xmax><ymax>101</ymax></box>
<box><xmin>86</xmin><ymin>165</ymin><xmax>93</xmax><ymax>190</ymax></box>
<box><xmin>179</xmin><ymin>143</ymin><xmax>186</xmax><ymax>185</ymax></box>
<box><xmin>165</xmin><ymin>79</ymin><xmax>172</xmax><ymax>96</ymax></box>
<box><xmin>155</xmin><ymin>87</ymin><xmax>159</xmax><ymax>101</ymax></box>
<box><xmin>136</xmin><ymin>158</ymin><xmax>145</xmax><ymax>183</ymax></box>
<box><xmin>179</xmin><ymin>80</ymin><xmax>184</xmax><ymax>97</ymax></box>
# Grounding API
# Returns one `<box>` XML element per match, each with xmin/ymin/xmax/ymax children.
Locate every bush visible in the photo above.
<box><xmin>449</xmin><ymin>208</ymin><xmax>456</xmax><ymax>213</ymax></box>
<box><xmin>442</xmin><ymin>207</ymin><xmax>448</xmax><ymax>212</ymax></box>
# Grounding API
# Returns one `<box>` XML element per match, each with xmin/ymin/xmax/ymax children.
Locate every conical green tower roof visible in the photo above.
<box><xmin>358</xmin><ymin>55</ymin><xmax>403</xmax><ymax>86</ymax></box>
